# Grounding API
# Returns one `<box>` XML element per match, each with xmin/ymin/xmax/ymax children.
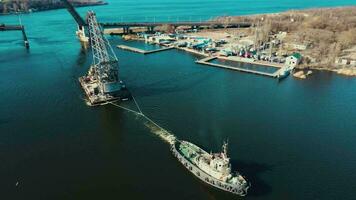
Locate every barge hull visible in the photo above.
<box><xmin>79</xmin><ymin>76</ymin><xmax>131</xmax><ymax>106</ymax></box>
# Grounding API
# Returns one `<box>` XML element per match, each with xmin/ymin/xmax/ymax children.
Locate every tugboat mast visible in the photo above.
<box><xmin>222</xmin><ymin>140</ymin><xmax>229</xmax><ymax>158</ymax></box>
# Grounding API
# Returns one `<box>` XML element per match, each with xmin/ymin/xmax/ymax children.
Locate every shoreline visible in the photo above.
<box><xmin>118</xmin><ymin>37</ymin><xmax>356</xmax><ymax>78</ymax></box>
<box><xmin>111</xmin><ymin>6</ymin><xmax>355</xmax><ymax>78</ymax></box>
<box><xmin>301</xmin><ymin>66</ymin><xmax>356</xmax><ymax>77</ymax></box>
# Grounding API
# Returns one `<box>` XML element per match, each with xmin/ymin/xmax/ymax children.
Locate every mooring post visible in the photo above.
<box><xmin>147</xmin><ymin>26</ymin><xmax>154</xmax><ymax>33</ymax></box>
<box><xmin>21</xmin><ymin>26</ymin><xmax>29</xmax><ymax>49</ymax></box>
<box><xmin>123</xmin><ymin>26</ymin><xmax>130</xmax><ymax>34</ymax></box>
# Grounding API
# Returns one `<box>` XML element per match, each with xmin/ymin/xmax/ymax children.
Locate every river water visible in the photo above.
<box><xmin>1</xmin><ymin>1</ymin><xmax>356</xmax><ymax>199</ymax></box>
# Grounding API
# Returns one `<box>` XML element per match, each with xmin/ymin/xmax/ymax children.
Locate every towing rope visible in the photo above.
<box><xmin>109</xmin><ymin>96</ymin><xmax>177</xmax><ymax>144</ymax></box>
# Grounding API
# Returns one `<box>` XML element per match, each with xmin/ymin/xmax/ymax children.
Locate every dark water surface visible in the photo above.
<box><xmin>1</xmin><ymin>1</ymin><xmax>356</xmax><ymax>199</ymax></box>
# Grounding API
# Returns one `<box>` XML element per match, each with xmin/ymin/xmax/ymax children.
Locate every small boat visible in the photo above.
<box><xmin>277</xmin><ymin>65</ymin><xmax>294</xmax><ymax>80</ymax></box>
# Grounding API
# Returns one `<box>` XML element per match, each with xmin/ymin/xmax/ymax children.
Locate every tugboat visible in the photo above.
<box><xmin>171</xmin><ymin>141</ymin><xmax>250</xmax><ymax>196</ymax></box>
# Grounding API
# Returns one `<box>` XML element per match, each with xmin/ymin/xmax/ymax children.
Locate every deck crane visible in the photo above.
<box><xmin>79</xmin><ymin>10</ymin><xmax>130</xmax><ymax>105</ymax></box>
<box><xmin>61</xmin><ymin>0</ymin><xmax>129</xmax><ymax>105</ymax></box>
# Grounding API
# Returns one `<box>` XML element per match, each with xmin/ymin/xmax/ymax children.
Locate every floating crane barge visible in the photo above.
<box><xmin>79</xmin><ymin>11</ymin><xmax>130</xmax><ymax>106</ymax></box>
<box><xmin>61</xmin><ymin>0</ymin><xmax>130</xmax><ymax>105</ymax></box>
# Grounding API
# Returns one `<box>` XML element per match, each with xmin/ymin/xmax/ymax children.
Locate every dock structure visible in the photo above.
<box><xmin>197</xmin><ymin>57</ymin><xmax>216</xmax><ymax>63</ymax></box>
<box><xmin>117</xmin><ymin>45</ymin><xmax>174</xmax><ymax>54</ymax></box>
<box><xmin>0</xmin><ymin>24</ymin><xmax>29</xmax><ymax>48</ymax></box>
<box><xmin>196</xmin><ymin>57</ymin><xmax>286</xmax><ymax>78</ymax></box>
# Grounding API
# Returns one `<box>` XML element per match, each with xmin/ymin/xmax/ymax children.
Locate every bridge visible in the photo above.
<box><xmin>61</xmin><ymin>0</ymin><xmax>251</xmax><ymax>36</ymax></box>
<box><xmin>0</xmin><ymin>24</ymin><xmax>29</xmax><ymax>48</ymax></box>
<box><xmin>101</xmin><ymin>21</ymin><xmax>251</xmax><ymax>34</ymax></box>
<box><xmin>101</xmin><ymin>21</ymin><xmax>251</xmax><ymax>28</ymax></box>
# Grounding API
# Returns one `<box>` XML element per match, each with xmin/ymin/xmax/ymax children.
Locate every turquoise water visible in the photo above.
<box><xmin>1</xmin><ymin>1</ymin><xmax>356</xmax><ymax>200</ymax></box>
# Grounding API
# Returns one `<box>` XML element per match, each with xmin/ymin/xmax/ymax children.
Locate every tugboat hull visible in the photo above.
<box><xmin>170</xmin><ymin>142</ymin><xmax>249</xmax><ymax>196</ymax></box>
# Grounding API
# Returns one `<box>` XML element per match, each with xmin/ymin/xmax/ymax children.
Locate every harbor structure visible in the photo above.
<box><xmin>0</xmin><ymin>14</ymin><xmax>29</xmax><ymax>48</ymax></box>
<box><xmin>117</xmin><ymin>45</ymin><xmax>174</xmax><ymax>54</ymax></box>
<box><xmin>196</xmin><ymin>57</ymin><xmax>292</xmax><ymax>79</ymax></box>
<box><xmin>286</xmin><ymin>52</ymin><xmax>302</xmax><ymax>68</ymax></box>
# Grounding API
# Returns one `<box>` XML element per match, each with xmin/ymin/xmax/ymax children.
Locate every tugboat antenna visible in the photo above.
<box><xmin>223</xmin><ymin>140</ymin><xmax>229</xmax><ymax>156</ymax></box>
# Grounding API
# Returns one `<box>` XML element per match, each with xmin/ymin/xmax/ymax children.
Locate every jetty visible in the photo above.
<box><xmin>0</xmin><ymin>24</ymin><xmax>29</xmax><ymax>48</ymax></box>
<box><xmin>196</xmin><ymin>57</ymin><xmax>287</xmax><ymax>78</ymax></box>
<box><xmin>117</xmin><ymin>45</ymin><xmax>174</xmax><ymax>54</ymax></box>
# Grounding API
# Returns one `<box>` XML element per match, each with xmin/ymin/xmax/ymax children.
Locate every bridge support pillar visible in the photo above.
<box><xmin>21</xmin><ymin>26</ymin><xmax>29</xmax><ymax>49</ymax></box>
<box><xmin>123</xmin><ymin>26</ymin><xmax>130</xmax><ymax>34</ymax></box>
<box><xmin>147</xmin><ymin>26</ymin><xmax>154</xmax><ymax>33</ymax></box>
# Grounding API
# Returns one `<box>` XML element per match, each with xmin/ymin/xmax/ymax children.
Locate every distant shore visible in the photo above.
<box><xmin>107</xmin><ymin>6</ymin><xmax>356</xmax><ymax>77</ymax></box>
<box><xmin>0</xmin><ymin>1</ymin><xmax>107</xmax><ymax>15</ymax></box>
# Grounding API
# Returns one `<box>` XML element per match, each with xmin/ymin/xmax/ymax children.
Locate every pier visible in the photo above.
<box><xmin>117</xmin><ymin>45</ymin><xmax>174</xmax><ymax>54</ymax></box>
<box><xmin>0</xmin><ymin>24</ymin><xmax>29</xmax><ymax>48</ymax></box>
<box><xmin>196</xmin><ymin>57</ymin><xmax>285</xmax><ymax>78</ymax></box>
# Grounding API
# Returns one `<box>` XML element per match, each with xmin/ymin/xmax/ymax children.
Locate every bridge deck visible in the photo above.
<box><xmin>102</xmin><ymin>21</ymin><xmax>251</xmax><ymax>28</ymax></box>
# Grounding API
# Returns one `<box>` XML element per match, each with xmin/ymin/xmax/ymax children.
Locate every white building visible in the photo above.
<box><xmin>286</xmin><ymin>53</ymin><xmax>302</xmax><ymax>67</ymax></box>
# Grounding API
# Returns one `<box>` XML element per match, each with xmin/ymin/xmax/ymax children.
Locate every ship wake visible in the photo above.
<box><xmin>143</xmin><ymin>121</ymin><xmax>176</xmax><ymax>145</ymax></box>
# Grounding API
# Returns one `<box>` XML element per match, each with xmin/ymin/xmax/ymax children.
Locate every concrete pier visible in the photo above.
<box><xmin>196</xmin><ymin>57</ymin><xmax>284</xmax><ymax>78</ymax></box>
<box><xmin>117</xmin><ymin>45</ymin><xmax>174</xmax><ymax>54</ymax></box>
<box><xmin>0</xmin><ymin>24</ymin><xmax>29</xmax><ymax>48</ymax></box>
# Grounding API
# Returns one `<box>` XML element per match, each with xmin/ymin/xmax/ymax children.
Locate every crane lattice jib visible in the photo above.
<box><xmin>86</xmin><ymin>11</ymin><xmax>119</xmax><ymax>84</ymax></box>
